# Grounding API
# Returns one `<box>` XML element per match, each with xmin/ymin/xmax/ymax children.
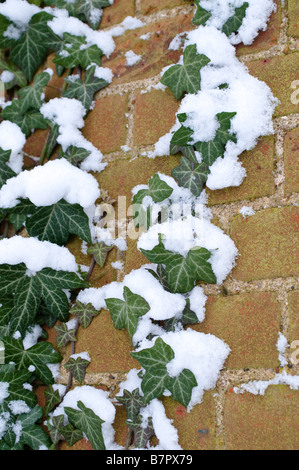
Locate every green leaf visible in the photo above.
<box><xmin>161</xmin><ymin>44</ymin><xmax>210</xmax><ymax>99</ymax></box>
<box><xmin>171</xmin><ymin>157</ymin><xmax>209</xmax><ymax>197</ymax></box>
<box><xmin>147</xmin><ymin>174</ymin><xmax>174</xmax><ymax>202</ymax></box>
<box><xmin>141</xmin><ymin>238</ymin><xmax>216</xmax><ymax>293</ymax></box>
<box><xmin>70</xmin><ymin>301</ymin><xmax>99</xmax><ymax>329</ymax></box>
<box><xmin>0</xmin><ymin>56</ymin><xmax>27</xmax><ymax>90</ymax></box>
<box><xmin>0</xmin><ymin>14</ymin><xmax>14</xmax><ymax>49</ymax></box>
<box><xmin>47</xmin><ymin>415</ymin><xmax>65</xmax><ymax>445</ymax></box>
<box><xmin>0</xmin><ymin>297</ymin><xmax>14</xmax><ymax>326</ymax></box>
<box><xmin>2</xmin><ymin>337</ymin><xmax>62</xmax><ymax>385</ymax></box>
<box><xmin>9</xmin><ymin>275</ymin><xmax>41</xmax><ymax>335</ymax></box>
<box><xmin>25</xmin><ymin>199</ymin><xmax>92</xmax><ymax>245</ymax></box>
<box><xmin>170</xmin><ymin>125</ymin><xmax>194</xmax><ymax>148</ymax></box>
<box><xmin>7</xmin><ymin>199</ymin><xmax>36</xmax><ymax>232</ymax></box>
<box><xmin>59</xmin><ymin>423</ymin><xmax>84</xmax><ymax>446</ymax></box>
<box><xmin>1</xmin><ymin>100</ymin><xmax>48</xmax><ymax>137</ymax></box>
<box><xmin>87</xmin><ymin>242</ymin><xmax>113</xmax><ymax>268</ymax></box>
<box><xmin>21</xmin><ymin>424</ymin><xmax>51</xmax><ymax>450</ymax></box>
<box><xmin>0</xmin><ymin>148</ymin><xmax>16</xmax><ymax>190</ymax></box>
<box><xmin>54</xmin><ymin>322</ymin><xmax>77</xmax><ymax>348</ymax></box>
<box><xmin>53</xmin><ymin>33</ymin><xmax>103</xmax><ymax>70</ymax></box>
<box><xmin>64</xmin><ymin>355</ymin><xmax>90</xmax><ymax>383</ymax></box>
<box><xmin>63</xmin><ymin>65</ymin><xmax>109</xmax><ymax>111</ymax></box>
<box><xmin>10</xmin><ymin>11</ymin><xmax>54</xmax><ymax>80</ymax></box>
<box><xmin>222</xmin><ymin>2</ymin><xmax>249</xmax><ymax>37</ymax></box>
<box><xmin>126</xmin><ymin>415</ymin><xmax>155</xmax><ymax>449</ymax></box>
<box><xmin>105</xmin><ymin>286</ymin><xmax>150</xmax><ymax>342</ymax></box>
<box><xmin>117</xmin><ymin>388</ymin><xmax>145</xmax><ymax>422</ymax></box>
<box><xmin>193</xmin><ymin>1</ymin><xmax>212</xmax><ymax>26</ymax></box>
<box><xmin>59</xmin><ymin>146</ymin><xmax>91</xmax><ymax>166</ymax></box>
<box><xmin>44</xmin><ymin>386</ymin><xmax>62</xmax><ymax>416</ymax></box>
<box><xmin>167</xmin><ymin>369</ymin><xmax>197</xmax><ymax>407</ymax></box>
<box><xmin>44</xmin><ymin>0</ymin><xmax>111</xmax><ymax>29</ymax></box>
<box><xmin>65</xmin><ymin>401</ymin><xmax>106</xmax><ymax>450</ymax></box>
<box><xmin>17</xmin><ymin>71</ymin><xmax>52</xmax><ymax>114</ymax></box>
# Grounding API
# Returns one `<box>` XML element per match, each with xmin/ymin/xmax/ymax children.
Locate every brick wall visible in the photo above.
<box><xmin>34</xmin><ymin>0</ymin><xmax>299</xmax><ymax>450</ymax></box>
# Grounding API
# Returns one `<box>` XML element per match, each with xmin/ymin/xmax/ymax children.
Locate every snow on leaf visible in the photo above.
<box><xmin>222</xmin><ymin>2</ymin><xmax>250</xmax><ymax>37</ymax></box>
<box><xmin>193</xmin><ymin>1</ymin><xmax>212</xmax><ymax>26</ymax></box>
<box><xmin>65</xmin><ymin>401</ymin><xmax>106</xmax><ymax>450</ymax></box>
<box><xmin>1</xmin><ymin>99</ymin><xmax>48</xmax><ymax>137</ymax></box>
<box><xmin>17</xmin><ymin>71</ymin><xmax>51</xmax><ymax>114</ymax></box>
<box><xmin>171</xmin><ymin>156</ymin><xmax>209</xmax><ymax>197</ymax></box>
<box><xmin>53</xmin><ymin>33</ymin><xmax>103</xmax><ymax>70</ymax></box>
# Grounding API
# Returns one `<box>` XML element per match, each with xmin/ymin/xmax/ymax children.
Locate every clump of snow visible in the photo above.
<box><xmin>0</xmin><ymin>120</ymin><xmax>26</xmax><ymax>174</ymax></box>
<box><xmin>110</xmin><ymin>16</ymin><xmax>145</xmax><ymax>38</ymax></box>
<box><xmin>52</xmin><ymin>385</ymin><xmax>120</xmax><ymax>450</ymax></box>
<box><xmin>0</xmin><ymin>382</ymin><xmax>9</xmax><ymax>405</ymax></box>
<box><xmin>135</xmin><ymin>329</ymin><xmax>230</xmax><ymax>409</ymax></box>
<box><xmin>91</xmin><ymin>66</ymin><xmax>113</xmax><ymax>83</ymax></box>
<box><xmin>196</xmin><ymin>0</ymin><xmax>276</xmax><ymax>45</ymax></box>
<box><xmin>70</xmin><ymin>351</ymin><xmax>91</xmax><ymax>362</ymax></box>
<box><xmin>111</xmin><ymin>260</ymin><xmax>124</xmax><ymax>270</ymax></box>
<box><xmin>8</xmin><ymin>400</ymin><xmax>30</xmax><ymax>415</ymax></box>
<box><xmin>125</xmin><ymin>50</ymin><xmax>141</xmax><ymax>66</ymax></box>
<box><xmin>234</xmin><ymin>371</ymin><xmax>299</xmax><ymax>396</ymax></box>
<box><xmin>239</xmin><ymin>205</ymin><xmax>256</xmax><ymax>218</ymax></box>
<box><xmin>23</xmin><ymin>325</ymin><xmax>43</xmax><ymax>350</ymax></box>
<box><xmin>0</xmin><ymin>158</ymin><xmax>100</xmax><ymax>209</ymax></box>
<box><xmin>40</xmin><ymin>97</ymin><xmax>106</xmax><ymax>173</ymax></box>
<box><xmin>188</xmin><ymin>286</ymin><xmax>207</xmax><ymax>323</ymax></box>
<box><xmin>0</xmin><ymin>0</ymin><xmax>40</xmax><ymax>29</ymax></box>
<box><xmin>277</xmin><ymin>332</ymin><xmax>289</xmax><ymax>367</ymax></box>
<box><xmin>0</xmin><ymin>70</ymin><xmax>15</xmax><ymax>83</ymax></box>
<box><xmin>0</xmin><ymin>236</ymin><xmax>78</xmax><ymax>273</ymax></box>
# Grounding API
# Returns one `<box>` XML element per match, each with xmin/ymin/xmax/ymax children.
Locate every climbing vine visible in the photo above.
<box><xmin>0</xmin><ymin>0</ymin><xmax>277</xmax><ymax>451</ymax></box>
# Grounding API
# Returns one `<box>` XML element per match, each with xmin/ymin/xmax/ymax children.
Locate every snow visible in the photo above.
<box><xmin>111</xmin><ymin>260</ymin><xmax>124</xmax><ymax>270</ymax></box>
<box><xmin>125</xmin><ymin>50</ymin><xmax>141</xmax><ymax>67</ymax></box>
<box><xmin>234</xmin><ymin>371</ymin><xmax>299</xmax><ymax>396</ymax></box>
<box><xmin>70</xmin><ymin>351</ymin><xmax>91</xmax><ymax>362</ymax></box>
<box><xmin>0</xmin><ymin>382</ymin><xmax>9</xmax><ymax>405</ymax></box>
<box><xmin>135</xmin><ymin>329</ymin><xmax>230</xmax><ymax>409</ymax></box>
<box><xmin>40</xmin><ymin>98</ymin><xmax>106</xmax><ymax>173</ymax></box>
<box><xmin>240</xmin><ymin>206</ymin><xmax>256</xmax><ymax>218</ymax></box>
<box><xmin>8</xmin><ymin>400</ymin><xmax>30</xmax><ymax>415</ymax></box>
<box><xmin>0</xmin><ymin>0</ymin><xmax>40</xmax><ymax>28</ymax></box>
<box><xmin>137</xmin><ymin>214</ymin><xmax>238</xmax><ymax>285</ymax></box>
<box><xmin>0</xmin><ymin>71</ymin><xmax>15</xmax><ymax>83</ymax></box>
<box><xmin>188</xmin><ymin>286</ymin><xmax>207</xmax><ymax>323</ymax></box>
<box><xmin>0</xmin><ymin>236</ymin><xmax>78</xmax><ymax>273</ymax></box>
<box><xmin>92</xmin><ymin>66</ymin><xmax>113</xmax><ymax>83</ymax></box>
<box><xmin>52</xmin><ymin>385</ymin><xmax>120</xmax><ymax>450</ymax></box>
<box><xmin>0</xmin><ymin>120</ymin><xmax>26</xmax><ymax>174</ymax></box>
<box><xmin>23</xmin><ymin>325</ymin><xmax>43</xmax><ymax>350</ymax></box>
<box><xmin>0</xmin><ymin>158</ymin><xmax>100</xmax><ymax>209</ymax></box>
<box><xmin>77</xmin><ymin>266</ymin><xmax>188</xmax><ymax>345</ymax></box>
<box><xmin>277</xmin><ymin>332</ymin><xmax>289</xmax><ymax>367</ymax></box>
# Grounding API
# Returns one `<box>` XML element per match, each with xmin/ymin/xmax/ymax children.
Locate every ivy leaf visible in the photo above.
<box><xmin>0</xmin><ymin>366</ymin><xmax>37</xmax><ymax>408</ymax></box>
<box><xmin>0</xmin><ymin>56</ymin><xmax>27</xmax><ymax>90</ymax></box>
<box><xmin>117</xmin><ymin>388</ymin><xmax>145</xmax><ymax>422</ymax></box>
<box><xmin>70</xmin><ymin>301</ymin><xmax>99</xmax><ymax>329</ymax></box>
<box><xmin>170</xmin><ymin>125</ymin><xmax>194</xmax><ymax>148</ymax></box>
<box><xmin>53</xmin><ymin>33</ymin><xmax>103</xmax><ymax>70</ymax></box>
<box><xmin>0</xmin><ymin>148</ymin><xmax>16</xmax><ymax>190</ymax></box>
<box><xmin>222</xmin><ymin>2</ymin><xmax>249</xmax><ymax>37</ymax></box>
<box><xmin>167</xmin><ymin>369</ymin><xmax>197</xmax><ymax>408</ymax></box>
<box><xmin>146</xmin><ymin>173</ymin><xmax>174</xmax><ymax>202</ymax></box>
<box><xmin>1</xmin><ymin>99</ymin><xmax>48</xmax><ymax>137</ymax></box>
<box><xmin>17</xmin><ymin>71</ymin><xmax>52</xmax><ymax>114</ymax></box>
<box><xmin>193</xmin><ymin>1</ymin><xmax>212</xmax><ymax>26</ymax></box>
<box><xmin>170</xmin><ymin>143</ymin><xmax>198</xmax><ymax>164</ymax></box>
<box><xmin>161</xmin><ymin>44</ymin><xmax>210</xmax><ymax>99</ymax></box>
<box><xmin>0</xmin><ymin>14</ymin><xmax>14</xmax><ymax>49</ymax></box>
<box><xmin>21</xmin><ymin>424</ymin><xmax>52</xmax><ymax>450</ymax></box>
<box><xmin>0</xmin><ymin>263</ymin><xmax>86</xmax><ymax>334</ymax></box>
<box><xmin>63</xmin><ymin>66</ymin><xmax>109</xmax><ymax>112</ymax></box>
<box><xmin>74</xmin><ymin>0</ymin><xmax>111</xmax><ymax>29</ymax></box>
<box><xmin>47</xmin><ymin>415</ymin><xmax>65</xmax><ymax>445</ymax></box>
<box><xmin>10</xmin><ymin>11</ymin><xmax>54</xmax><ymax>81</ymax></box>
<box><xmin>2</xmin><ymin>337</ymin><xmax>62</xmax><ymax>385</ymax></box>
<box><xmin>172</xmin><ymin>157</ymin><xmax>209</xmax><ymax>197</ymax></box>
<box><xmin>65</xmin><ymin>401</ymin><xmax>106</xmax><ymax>450</ymax></box>
<box><xmin>44</xmin><ymin>386</ymin><xmax>63</xmax><ymax>416</ymax></box>
<box><xmin>131</xmin><ymin>338</ymin><xmax>174</xmax><ymax>403</ymax></box>
<box><xmin>59</xmin><ymin>423</ymin><xmax>83</xmax><ymax>446</ymax></box>
<box><xmin>59</xmin><ymin>146</ymin><xmax>91</xmax><ymax>166</ymax></box>
<box><xmin>126</xmin><ymin>415</ymin><xmax>155</xmax><ymax>449</ymax></box>
<box><xmin>25</xmin><ymin>199</ymin><xmax>92</xmax><ymax>246</ymax></box>
<box><xmin>64</xmin><ymin>355</ymin><xmax>90</xmax><ymax>383</ymax></box>
<box><xmin>87</xmin><ymin>242</ymin><xmax>113</xmax><ymax>268</ymax></box>
<box><xmin>7</xmin><ymin>199</ymin><xmax>36</xmax><ymax>232</ymax></box>
<box><xmin>141</xmin><ymin>238</ymin><xmax>216</xmax><ymax>294</ymax></box>
<box><xmin>105</xmin><ymin>286</ymin><xmax>150</xmax><ymax>342</ymax></box>
<box><xmin>55</xmin><ymin>322</ymin><xmax>77</xmax><ymax>348</ymax></box>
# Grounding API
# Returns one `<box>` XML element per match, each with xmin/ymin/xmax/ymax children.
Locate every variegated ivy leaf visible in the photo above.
<box><xmin>55</xmin><ymin>322</ymin><xmax>77</xmax><ymax>348</ymax></box>
<box><xmin>70</xmin><ymin>301</ymin><xmax>99</xmax><ymax>329</ymax></box>
<box><xmin>59</xmin><ymin>423</ymin><xmax>84</xmax><ymax>447</ymax></box>
<box><xmin>17</xmin><ymin>71</ymin><xmax>52</xmax><ymax>114</ymax></box>
<box><xmin>64</xmin><ymin>355</ymin><xmax>90</xmax><ymax>383</ymax></box>
<box><xmin>105</xmin><ymin>286</ymin><xmax>150</xmax><ymax>342</ymax></box>
<box><xmin>25</xmin><ymin>199</ymin><xmax>93</xmax><ymax>246</ymax></box>
<box><xmin>126</xmin><ymin>415</ymin><xmax>155</xmax><ymax>449</ymax></box>
<box><xmin>59</xmin><ymin>146</ymin><xmax>91</xmax><ymax>167</ymax></box>
<box><xmin>44</xmin><ymin>385</ymin><xmax>63</xmax><ymax>416</ymax></box>
<box><xmin>0</xmin><ymin>56</ymin><xmax>27</xmax><ymax>90</ymax></box>
<box><xmin>0</xmin><ymin>263</ymin><xmax>87</xmax><ymax>335</ymax></box>
<box><xmin>164</xmin><ymin>298</ymin><xmax>199</xmax><ymax>332</ymax></box>
<box><xmin>87</xmin><ymin>242</ymin><xmax>113</xmax><ymax>268</ymax></box>
<box><xmin>222</xmin><ymin>2</ymin><xmax>249</xmax><ymax>37</ymax></box>
<box><xmin>161</xmin><ymin>44</ymin><xmax>210</xmax><ymax>100</ymax></box>
<box><xmin>0</xmin><ymin>148</ymin><xmax>16</xmax><ymax>190</ymax></box>
<box><xmin>1</xmin><ymin>100</ymin><xmax>48</xmax><ymax>137</ymax></box>
<box><xmin>65</xmin><ymin>401</ymin><xmax>106</xmax><ymax>450</ymax></box>
<box><xmin>7</xmin><ymin>199</ymin><xmax>36</xmax><ymax>232</ymax></box>
<box><xmin>0</xmin><ymin>365</ymin><xmax>37</xmax><ymax>408</ymax></box>
<box><xmin>9</xmin><ymin>11</ymin><xmax>55</xmax><ymax>81</ymax></box>
<box><xmin>63</xmin><ymin>65</ymin><xmax>109</xmax><ymax>112</ymax></box>
<box><xmin>140</xmin><ymin>236</ymin><xmax>216</xmax><ymax>294</ymax></box>
<box><xmin>0</xmin><ymin>14</ymin><xmax>14</xmax><ymax>49</ymax></box>
<box><xmin>47</xmin><ymin>415</ymin><xmax>65</xmax><ymax>445</ymax></box>
<box><xmin>45</xmin><ymin>0</ymin><xmax>111</xmax><ymax>30</ymax></box>
<box><xmin>133</xmin><ymin>173</ymin><xmax>173</xmax><ymax>205</ymax></box>
<box><xmin>53</xmin><ymin>33</ymin><xmax>103</xmax><ymax>70</ymax></box>
<box><xmin>2</xmin><ymin>336</ymin><xmax>62</xmax><ymax>385</ymax></box>
<box><xmin>117</xmin><ymin>388</ymin><xmax>145</xmax><ymax>422</ymax></box>
<box><xmin>167</xmin><ymin>369</ymin><xmax>198</xmax><ymax>408</ymax></box>
<box><xmin>193</xmin><ymin>1</ymin><xmax>212</xmax><ymax>26</ymax></box>
<box><xmin>171</xmin><ymin>157</ymin><xmax>209</xmax><ymax>197</ymax></box>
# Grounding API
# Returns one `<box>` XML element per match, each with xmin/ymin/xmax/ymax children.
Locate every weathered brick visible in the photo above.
<box><xmin>83</xmin><ymin>94</ymin><xmax>129</xmax><ymax>154</ymax></box>
<box><xmin>247</xmin><ymin>53</ymin><xmax>299</xmax><ymax>117</ymax></box>
<box><xmin>236</xmin><ymin>0</ymin><xmax>281</xmax><ymax>56</ymax></box>
<box><xmin>224</xmin><ymin>385</ymin><xmax>299</xmax><ymax>450</ymax></box>
<box><xmin>207</xmin><ymin>136</ymin><xmax>275</xmax><ymax>205</ymax></box>
<box><xmin>230</xmin><ymin>206</ymin><xmax>299</xmax><ymax>281</ymax></box>
<box><xmin>288</xmin><ymin>290</ymin><xmax>299</xmax><ymax>345</ymax></box>
<box><xmin>140</xmin><ymin>0</ymin><xmax>188</xmax><ymax>16</ymax></box>
<box><xmin>284</xmin><ymin>126</ymin><xmax>299</xmax><ymax>194</ymax></box>
<box><xmin>133</xmin><ymin>89</ymin><xmax>179</xmax><ymax>147</ymax></box>
<box><xmin>101</xmin><ymin>14</ymin><xmax>195</xmax><ymax>85</ymax></box>
<box><xmin>73</xmin><ymin>310</ymin><xmax>139</xmax><ymax>373</ymax></box>
<box><xmin>100</xmin><ymin>0</ymin><xmax>135</xmax><ymax>29</ymax></box>
<box><xmin>193</xmin><ymin>292</ymin><xmax>280</xmax><ymax>370</ymax></box>
<box><xmin>288</xmin><ymin>0</ymin><xmax>299</xmax><ymax>38</ymax></box>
